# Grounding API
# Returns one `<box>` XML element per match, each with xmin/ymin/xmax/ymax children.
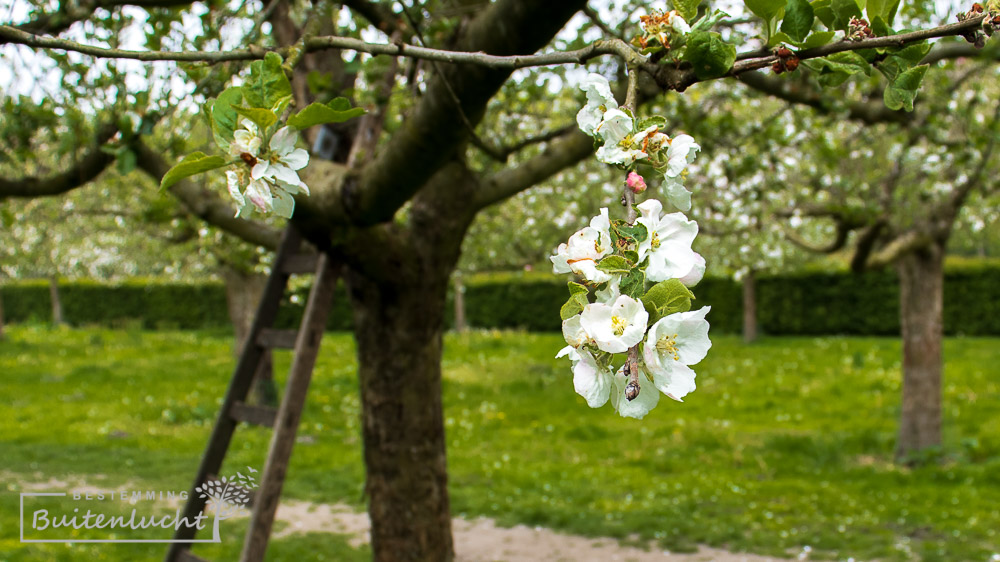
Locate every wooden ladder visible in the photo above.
<box><xmin>165</xmin><ymin>225</ymin><xmax>340</xmax><ymax>562</ymax></box>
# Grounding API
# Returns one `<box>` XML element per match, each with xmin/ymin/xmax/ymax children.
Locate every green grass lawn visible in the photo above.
<box><xmin>1</xmin><ymin>325</ymin><xmax>999</xmax><ymax>561</ymax></box>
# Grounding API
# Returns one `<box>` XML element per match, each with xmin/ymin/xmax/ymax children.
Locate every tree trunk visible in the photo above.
<box><xmin>348</xmin><ymin>269</ymin><xmax>454</xmax><ymax>562</ymax></box>
<box><xmin>49</xmin><ymin>276</ymin><xmax>64</xmax><ymax>326</ymax></box>
<box><xmin>223</xmin><ymin>267</ymin><xmax>276</xmax><ymax>406</ymax></box>
<box><xmin>742</xmin><ymin>269</ymin><xmax>758</xmax><ymax>343</ymax></box>
<box><xmin>895</xmin><ymin>245</ymin><xmax>945</xmax><ymax>461</ymax></box>
<box><xmin>453</xmin><ymin>272</ymin><xmax>467</xmax><ymax>333</ymax></box>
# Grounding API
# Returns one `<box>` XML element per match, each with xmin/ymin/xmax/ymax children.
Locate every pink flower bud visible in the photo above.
<box><xmin>626</xmin><ymin>171</ymin><xmax>647</xmax><ymax>193</ymax></box>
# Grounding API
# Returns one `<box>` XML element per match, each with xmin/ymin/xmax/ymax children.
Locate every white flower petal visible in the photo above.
<box><xmin>245</xmin><ymin>179</ymin><xmax>273</xmax><ymax>213</ymax></box>
<box><xmin>270</xmin><ymin>126</ymin><xmax>297</xmax><ymax>155</ymax></box>
<box><xmin>251</xmin><ymin>161</ymin><xmax>269</xmax><ymax>180</ymax></box>
<box><xmin>562</xmin><ymin>315</ymin><xmax>590</xmax><ymax>348</ymax></box>
<box><xmin>613</xmin><ymin>368</ymin><xmax>659</xmax><ymax>419</ymax></box>
<box><xmin>573</xmin><ymin>351</ymin><xmax>612</xmax><ymax>408</ymax></box>
<box><xmin>281</xmin><ymin>148</ymin><xmax>310</xmax><ymax>170</ymax></box>
<box><xmin>226</xmin><ymin>170</ymin><xmax>245</xmax><ymax>207</ymax></box>
<box><xmin>679</xmin><ymin>253</ymin><xmax>706</xmax><ymax>287</ymax></box>
<box><xmin>597</xmin><ymin>109</ymin><xmax>633</xmax><ymax>144</ymax></box>
<box><xmin>270</xmin><ymin>163</ymin><xmax>301</xmax><ymax>185</ymax></box>
<box><xmin>649</xmin><ymin>362</ymin><xmax>696</xmax><ymax>401</ymax></box>
<box><xmin>271</xmin><ymin>187</ymin><xmax>295</xmax><ymax>219</ymax></box>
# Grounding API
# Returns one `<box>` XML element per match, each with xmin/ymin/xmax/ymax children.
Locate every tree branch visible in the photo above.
<box><xmin>0</xmin><ymin>123</ymin><xmax>118</xmax><ymax>200</ymax></box>
<box><xmin>736</xmin><ymin>71</ymin><xmax>910</xmax><ymax>125</ymax></box>
<box><xmin>476</xmin><ymin>128</ymin><xmax>595</xmax><ymax>209</ymax></box>
<box><xmin>6</xmin><ymin>0</ymin><xmax>194</xmax><ymax>40</ymax></box>
<box><xmin>867</xmin><ymin>230</ymin><xmax>933</xmax><ymax>268</ymax></box>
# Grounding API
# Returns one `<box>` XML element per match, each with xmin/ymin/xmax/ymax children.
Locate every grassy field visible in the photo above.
<box><xmin>1</xmin><ymin>325</ymin><xmax>999</xmax><ymax>561</ymax></box>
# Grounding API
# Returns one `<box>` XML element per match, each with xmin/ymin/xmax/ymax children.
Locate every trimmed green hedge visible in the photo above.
<box><xmin>3</xmin><ymin>264</ymin><xmax>999</xmax><ymax>335</ymax></box>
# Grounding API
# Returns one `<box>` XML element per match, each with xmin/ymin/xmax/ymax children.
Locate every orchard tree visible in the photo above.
<box><xmin>2</xmin><ymin>0</ymin><xmax>999</xmax><ymax>559</ymax></box>
<box><xmin>769</xmin><ymin>65</ymin><xmax>1000</xmax><ymax>460</ymax></box>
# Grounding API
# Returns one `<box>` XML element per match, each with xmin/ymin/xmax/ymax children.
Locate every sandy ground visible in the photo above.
<box><xmin>11</xmin><ymin>474</ymin><xmax>787</xmax><ymax>561</ymax></box>
<box><xmin>273</xmin><ymin>500</ymin><xmax>788</xmax><ymax>562</ymax></box>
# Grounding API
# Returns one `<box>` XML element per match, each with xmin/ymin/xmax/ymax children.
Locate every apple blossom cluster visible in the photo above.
<box><xmin>225</xmin><ymin>120</ymin><xmax>310</xmax><ymax>220</ymax></box>
<box><xmin>576</xmin><ymin>74</ymin><xmax>701</xmax><ymax>211</ymax></box>
<box><xmin>554</xmin><ymin>73</ymin><xmax>712</xmax><ymax>419</ymax></box>
<box><xmin>634</xmin><ymin>9</ymin><xmax>691</xmax><ymax>49</ymax></box>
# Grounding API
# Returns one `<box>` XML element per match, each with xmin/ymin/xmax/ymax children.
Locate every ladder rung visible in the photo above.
<box><xmin>256</xmin><ymin>329</ymin><xmax>298</xmax><ymax>349</ymax></box>
<box><xmin>281</xmin><ymin>254</ymin><xmax>320</xmax><ymax>274</ymax></box>
<box><xmin>230</xmin><ymin>401</ymin><xmax>278</xmax><ymax>427</ymax></box>
<box><xmin>176</xmin><ymin>550</ymin><xmax>210</xmax><ymax>562</ymax></box>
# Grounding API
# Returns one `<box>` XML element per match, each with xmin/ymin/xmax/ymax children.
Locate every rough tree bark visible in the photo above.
<box><xmin>742</xmin><ymin>269</ymin><xmax>758</xmax><ymax>343</ymax></box>
<box><xmin>895</xmin><ymin>243</ymin><xmax>945</xmax><ymax>460</ymax></box>
<box><xmin>222</xmin><ymin>267</ymin><xmax>276</xmax><ymax>405</ymax></box>
<box><xmin>338</xmin><ymin>163</ymin><xmax>474</xmax><ymax>560</ymax></box>
<box><xmin>48</xmin><ymin>275</ymin><xmax>64</xmax><ymax>325</ymax></box>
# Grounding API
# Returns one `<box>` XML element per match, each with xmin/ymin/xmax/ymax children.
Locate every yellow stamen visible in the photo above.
<box><xmin>612</xmin><ymin>316</ymin><xmax>628</xmax><ymax>336</ymax></box>
<box><xmin>651</xmin><ymin>231</ymin><xmax>661</xmax><ymax>250</ymax></box>
<box><xmin>656</xmin><ymin>333</ymin><xmax>680</xmax><ymax>361</ymax></box>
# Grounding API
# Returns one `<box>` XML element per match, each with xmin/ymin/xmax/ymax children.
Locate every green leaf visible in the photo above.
<box><xmin>887</xmin><ymin>41</ymin><xmax>931</xmax><ymax>63</ymax></box>
<box><xmin>287</xmin><ymin>99</ymin><xmax>366</xmax><ymax>130</ymax></box>
<box><xmin>781</xmin><ymin>0</ymin><xmax>814</xmax><ymax>41</ymax></box>
<box><xmin>568</xmin><ymin>281</ymin><xmax>588</xmax><ymax>296</ymax></box>
<box><xmin>745</xmin><ymin>0</ymin><xmax>786</xmax><ymax>20</ymax></box>
<box><xmin>244</xmin><ymin>52</ymin><xmax>292</xmax><ymax>110</ymax></box>
<box><xmin>800</xmin><ymin>29</ymin><xmax>837</xmax><ymax>48</ymax></box>
<box><xmin>812</xmin><ymin>0</ymin><xmax>834</xmax><ymax>28</ymax></box>
<box><xmin>691</xmin><ymin>9</ymin><xmax>730</xmax><ymax>31</ymax></box>
<box><xmin>642</xmin><ymin>279</ymin><xmax>695</xmax><ymax>324</ymax></box>
<box><xmin>883</xmin><ymin>64</ymin><xmax>927</xmax><ymax>112</ymax></box>
<box><xmin>674</xmin><ymin>0</ymin><xmax>702</xmax><ymax>22</ymax></box>
<box><xmin>636</xmin><ymin>115</ymin><xmax>668</xmax><ymax>130</ymax></box>
<box><xmin>866</xmin><ymin>0</ymin><xmax>900</xmax><ymax>24</ymax></box>
<box><xmin>620</xmin><ymin>269</ymin><xmax>646</xmax><ymax>299</ymax></box>
<box><xmin>683</xmin><ymin>31</ymin><xmax>737</xmax><ymax>80</ymax></box>
<box><xmin>596</xmin><ymin>255</ymin><xmax>632</xmax><ymax>275</ymax></box>
<box><xmin>232</xmin><ymin>106</ymin><xmax>278</xmax><ymax>131</ymax></box>
<box><xmin>211</xmin><ymin>86</ymin><xmax>243</xmax><ymax>150</ymax></box>
<box><xmin>815</xmin><ymin>0</ymin><xmax>861</xmax><ymax>30</ymax></box>
<box><xmin>870</xmin><ymin>15</ymin><xmax>891</xmax><ymax>36</ymax></box>
<box><xmin>611</xmin><ymin>221</ymin><xmax>649</xmax><ymax>245</ymax></box>
<box><xmin>560</xmin><ymin>291</ymin><xmax>590</xmax><ymax>321</ymax></box>
<box><xmin>160</xmin><ymin>152</ymin><xmax>228</xmax><ymax>190</ymax></box>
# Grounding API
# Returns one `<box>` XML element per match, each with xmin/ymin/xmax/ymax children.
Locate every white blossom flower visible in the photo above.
<box><xmin>556</xmin><ymin>345</ymin><xmax>614</xmax><ymax>408</ymax></box>
<box><xmin>580</xmin><ymin>294</ymin><xmax>649</xmax><ymax>353</ymax></box>
<box><xmin>595</xmin><ymin>110</ymin><xmax>648</xmax><ymax>166</ymax></box>
<box><xmin>561</xmin><ymin>314</ymin><xmax>592</xmax><ymax>348</ymax></box>
<box><xmin>642</xmin><ymin>306</ymin><xmax>712</xmax><ymax>401</ymax></box>
<box><xmin>595</xmin><ymin>276</ymin><xmax>621</xmax><ymax>304</ymax></box>
<box><xmin>668</xmin><ymin>11</ymin><xmax>690</xmax><ymax>34</ymax></box>
<box><xmin>576</xmin><ymin>73</ymin><xmax>618</xmax><ymax>136</ymax></box>
<box><xmin>679</xmin><ymin>252</ymin><xmax>706</xmax><ymax>287</ymax></box>
<box><xmin>251</xmin><ymin>126</ymin><xmax>310</xmax><ymax>186</ymax></box>
<box><xmin>227</xmin><ymin>169</ymin><xmax>273</xmax><ymax>217</ymax></box>
<box><xmin>550</xmin><ymin>208</ymin><xmax>613</xmax><ymax>283</ymax></box>
<box><xmin>229</xmin><ymin>120</ymin><xmax>262</xmax><ymax>159</ymax></box>
<box><xmin>660</xmin><ymin>134</ymin><xmax>700</xmax><ymax>211</ymax></box>
<box><xmin>635</xmin><ymin>199</ymin><xmax>699</xmax><ymax>282</ymax></box>
<box><xmin>612</xmin><ymin>364</ymin><xmax>659</xmax><ymax>419</ymax></box>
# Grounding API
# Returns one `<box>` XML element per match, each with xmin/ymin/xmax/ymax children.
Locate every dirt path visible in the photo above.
<box><xmin>10</xmin><ymin>474</ymin><xmax>787</xmax><ymax>561</ymax></box>
<box><xmin>273</xmin><ymin>500</ymin><xmax>788</xmax><ymax>562</ymax></box>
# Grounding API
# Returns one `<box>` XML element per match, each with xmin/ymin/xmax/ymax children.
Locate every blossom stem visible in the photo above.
<box><xmin>624</xmin><ymin>346</ymin><xmax>641</xmax><ymax>401</ymax></box>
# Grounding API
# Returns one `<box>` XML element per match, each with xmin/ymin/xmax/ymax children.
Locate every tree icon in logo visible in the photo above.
<box><xmin>194</xmin><ymin>467</ymin><xmax>259</xmax><ymax>541</ymax></box>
